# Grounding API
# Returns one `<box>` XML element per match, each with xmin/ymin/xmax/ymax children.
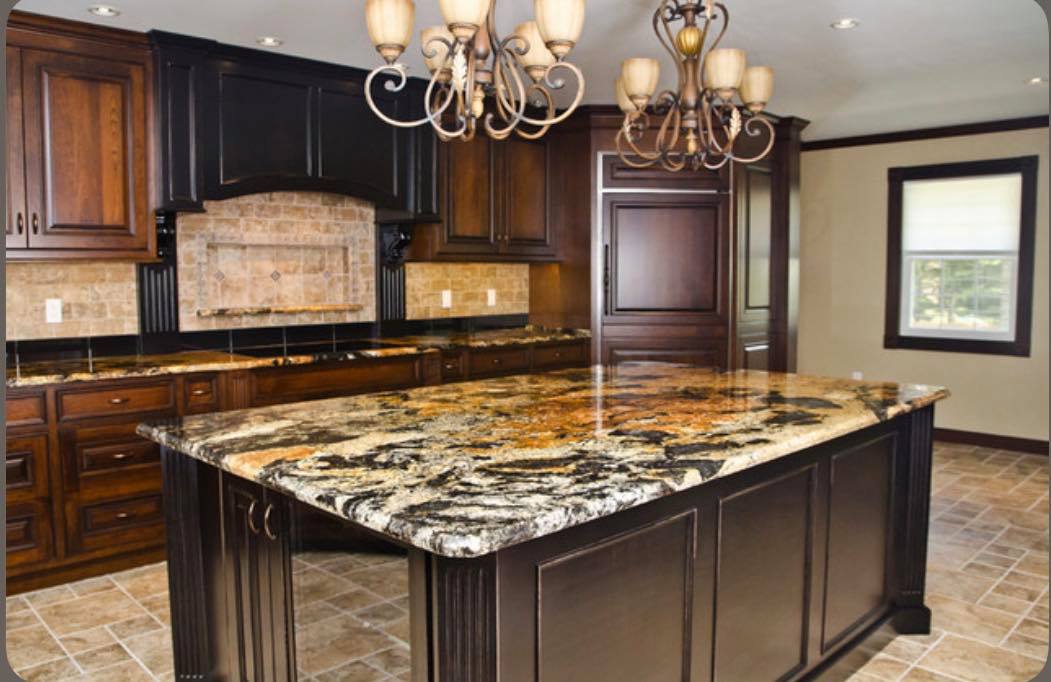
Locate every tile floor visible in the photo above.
<box><xmin>6</xmin><ymin>443</ymin><xmax>1049</xmax><ymax>681</ymax></box>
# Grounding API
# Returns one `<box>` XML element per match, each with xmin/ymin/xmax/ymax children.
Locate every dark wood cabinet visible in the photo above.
<box><xmin>409</xmin><ymin>134</ymin><xmax>557</xmax><ymax>262</ymax></box>
<box><xmin>150</xmin><ymin>31</ymin><xmax>434</xmax><ymax>217</ymax></box>
<box><xmin>6</xmin><ymin>14</ymin><xmax>156</xmax><ymax>261</ymax></box>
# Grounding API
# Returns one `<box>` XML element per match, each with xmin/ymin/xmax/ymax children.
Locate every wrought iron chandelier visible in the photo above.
<box><xmin>364</xmin><ymin>0</ymin><xmax>586</xmax><ymax>141</ymax></box>
<box><xmin>616</xmin><ymin>0</ymin><xmax>775</xmax><ymax>171</ymax></box>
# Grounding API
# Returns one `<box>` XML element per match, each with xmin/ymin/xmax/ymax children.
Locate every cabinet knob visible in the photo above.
<box><xmin>111</xmin><ymin>452</ymin><xmax>130</xmax><ymax>461</ymax></box>
<box><xmin>492</xmin><ymin>358</ymin><xmax>502</xmax><ymax>365</ymax></box>
<box><xmin>190</xmin><ymin>388</ymin><xmax>209</xmax><ymax>396</ymax></box>
<box><xmin>31</xmin><ymin>213</ymin><xmax>39</xmax><ymax>234</ymax></box>
<box><xmin>247</xmin><ymin>499</ymin><xmax>261</xmax><ymax>535</ymax></box>
<box><xmin>15</xmin><ymin>213</ymin><xmax>23</xmax><ymax>235</ymax></box>
<box><xmin>263</xmin><ymin>503</ymin><xmax>279</xmax><ymax>541</ymax></box>
<box><xmin>554</xmin><ymin>351</ymin><xmax>562</xmax><ymax>358</ymax></box>
<box><xmin>109</xmin><ymin>397</ymin><xmax>129</xmax><ymax>405</ymax></box>
<box><xmin>444</xmin><ymin>363</ymin><xmax>457</xmax><ymax>371</ymax></box>
<box><xmin>115</xmin><ymin>512</ymin><xmax>131</xmax><ymax>520</ymax></box>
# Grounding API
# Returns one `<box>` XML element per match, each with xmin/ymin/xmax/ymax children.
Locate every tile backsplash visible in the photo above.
<box><xmin>6</xmin><ymin>263</ymin><xmax>139</xmax><ymax>340</ymax></box>
<box><xmin>405</xmin><ymin>263</ymin><xmax>529</xmax><ymax>320</ymax></box>
<box><xmin>177</xmin><ymin>192</ymin><xmax>376</xmax><ymax>331</ymax></box>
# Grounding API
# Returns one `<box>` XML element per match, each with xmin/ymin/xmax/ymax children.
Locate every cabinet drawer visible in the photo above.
<box><xmin>7</xmin><ymin>501</ymin><xmax>53</xmax><ymax>569</ymax></box>
<box><xmin>249</xmin><ymin>357</ymin><xmax>420</xmax><ymax>406</ymax></box>
<box><xmin>58</xmin><ymin>381</ymin><xmax>176</xmax><ymax>421</ymax></box>
<box><xmin>185</xmin><ymin>375</ymin><xmax>220</xmax><ymax>414</ymax></box>
<box><xmin>67</xmin><ymin>493</ymin><xmax>164</xmax><ymax>555</ymax></box>
<box><xmin>469</xmin><ymin>347</ymin><xmax>531</xmax><ymax>377</ymax></box>
<box><xmin>440</xmin><ymin>352</ymin><xmax>466</xmax><ymax>382</ymax></box>
<box><xmin>533</xmin><ymin>342</ymin><xmax>586</xmax><ymax>369</ymax></box>
<box><xmin>7</xmin><ymin>393</ymin><xmax>46</xmax><ymax>428</ymax></box>
<box><xmin>60</xmin><ymin>422</ymin><xmax>161</xmax><ymax>492</ymax></box>
<box><xmin>5</xmin><ymin>434</ymin><xmax>49</xmax><ymax>502</ymax></box>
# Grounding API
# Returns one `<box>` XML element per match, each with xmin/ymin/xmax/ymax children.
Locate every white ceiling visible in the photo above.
<box><xmin>13</xmin><ymin>0</ymin><xmax>1050</xmax><ymax>140</ymax></box>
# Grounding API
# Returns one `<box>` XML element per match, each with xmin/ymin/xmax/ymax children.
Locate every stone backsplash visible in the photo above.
<box><xmin>6</xmin><ymin>263</ymin><xmax>139</xmax><ymax>340</ymax></box>
<box><xmin>177</xmin><ymin>192</ymin><xmax>376</xmax><ymax>331</ymax></box>
<box><xmin>404</xmin><ymin>263</ymin><xmax>529</xmax><ymax>320</ymax></box>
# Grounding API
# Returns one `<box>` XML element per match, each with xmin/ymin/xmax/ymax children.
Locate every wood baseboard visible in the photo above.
<box><xmin>934</xmin><ymin>428</ymin><xmax>1049</xmax><ymax>455</ymax></box>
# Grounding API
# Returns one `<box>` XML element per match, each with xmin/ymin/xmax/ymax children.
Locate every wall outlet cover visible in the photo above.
<box><xmin>45</xmin><ymin>298</ymin><xmax>63</xmax><ymax>324</ymax></box>
<box><xmin>487</xmin><ymin>289</ymin><xmax>497</xmax><ymax>307</ymax></box>
<box><xmin>851</xmin><ymin>371</ymin><xmax>863</xmax><ymax>380</ymax></box>
<box><xmin>441</xmin><ymin>290</ymin><xmax>453</xmax><ymax>309</ymax></box>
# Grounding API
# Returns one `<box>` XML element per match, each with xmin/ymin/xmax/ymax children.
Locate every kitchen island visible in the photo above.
<box><xmin>139</xmin><ymin>365</ymin><xmax>947</xmax><ymax>682</ymax></box>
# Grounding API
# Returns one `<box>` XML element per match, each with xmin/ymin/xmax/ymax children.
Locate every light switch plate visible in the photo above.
<box><xmin>441</xmin><ymin>290</ymin><xmax>453</xmax><ymax>309</ymax></box>
<box><xmin>487</xmin><ymin>289</ymin><xmax>497</xmax><ymax>307</ymax></box>
<box><xmin>45</xmin><ymin>298</ymin><xmax>63</xmax><ymax>323</ymax></box>
<box><xmin>851</xmin><ymin>371</ymin><xmax>863</xmax><ymax>380</ymax></box>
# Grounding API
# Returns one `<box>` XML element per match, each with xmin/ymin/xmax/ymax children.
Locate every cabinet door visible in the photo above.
<box><xmin>6</xmin><ymin>46</ymin><xmax>27</xmax><ymax>249</ymax></box>
<box><xmin>439</xmin><ymin>135</ymin><xmax>498</xmax><ymax>255</ymax></box>
<box><xmin>500</xmin><ymin>137</ymin><xmax>554</xmax><ymax>258</ymax></box>
<box><xmin>21</xmin><ymin>49</ymin><xmax>151</xmax><ymax>252</ymax></box>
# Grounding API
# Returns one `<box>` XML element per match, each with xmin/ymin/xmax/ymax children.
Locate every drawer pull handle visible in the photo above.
<box><xmin>31</xmin><ymin>213</ymin><xmax>39</xmax><ymax>234</ymax></box>
<box><xmin>554</xmin><ymin>351</ymin><xmax>562</xmax><ymax>358</ymax></box>
<box><xmin>444</xmin><ymin>363</ymin><xmax>457</xmax><ymax>370</ymax></box>
<box><xmin>247</xmin><ymin>500</ymin><xmax>261</xmax><ymax>535</ymax></box>
<box><xmin>109</xmin><ymin>397</ymin><xmax>129</xmax><ymax>405</ymax></box>
<box><xmin>115</xmin><ymin>512</ymin><xmax>131</xmax><ymax>520</ymax></box>
<box><xmin>492</xmin><ymin>358</ymin><xmax>502</xmax><ymax>365</ymax></box>
<box><xmin>111</xmin><ymin>453</ymin><xmax>130</xmax><ymax>461</ymax></box>
<box><xmin>190</xmin><ymin>389</ymin><xmax>210</xmax><ymax>396</ymax></box>
<box><xmin>263</xmin><ymin>504</ymin><xmax>278</xmax><ymax>541</ymax></box>
<box><xmin>15</xmin><ymin>213</ymin><xmax>23</xmax><ymax>234</ymax></box>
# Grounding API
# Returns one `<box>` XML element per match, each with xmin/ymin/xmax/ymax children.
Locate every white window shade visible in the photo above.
<box><xmin>902</xmin><ymin>174</ymin><xmax>1022</xmax><ymax>252</ymax></box>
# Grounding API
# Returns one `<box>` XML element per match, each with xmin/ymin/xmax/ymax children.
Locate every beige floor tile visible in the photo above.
<box><xmin>23</xmin><ymin>585</ymin><xmax>76</xmax><ymax>608</ymax></box>
<box><xmin>294</xmin><ymin>567</ymin><xmax>360</xmax><ymax>605</ymax></box>
<box><xmin>1001</xmin><ymin>570</ymin><xmax>1048</xmax><ymax>592</ymax></box>
<box><xmin>1015</xmin><ymin>553</ymin><xmax>1049</xmax><ymax>577</ymax></box>
<box><xmin>79</xmin><ymin>659</ymin><xmax>156</xmax><ymax>682</ymax></box>
<box><xmin>992</xmin><ymin>581</ymin><xmax>1044</xmax><ymax>603</ymax></box>
<box><xmin>381</xmin><ymin>616</ymin><xmax>410</xmax><ymax>644</ymax></box>
<box><xmin>122</xmin><ymin>628</ymin><xmax>174</xmax><ymax>677</ymax></box>
<box><xmin>6</xmin><ymin>624</ymin><xmax>66</xmax><ymax>670</ymax></box>
<box><xmin>13</xmin><ymin>656</ymin><xmax>79</xmax><ymax>682</ymax></box>
<box><xmin>1000</xmin><ymin>631</ymin><xmax>1050</xmax><ymax>660</ymax></box>
<box><xmin>74</xmin><ymin>642</ymin><xmax>133</xmax><ymax>671</ymax></box>
<box><xmin>346</xmin><ymin>566</ymin><xmax>409</xmax><ymax>599</ymax></box>
<box><xmin>107</xmin><ymin>614</ymin><xmax>165</xmax><ymax>640</ymax></box>
<box><xmin>900</xmin><ymin>667</ymin><xmax>960</xmax><ymax>682</ymax></box>
<box><xmin>294</xmin><ymin>613</ymin><xmax>399</xmax><ymax>676</ymax></box>
<box><xmin>856</xmin><ymin>654</ymin><xmax>910</xmax><ymax>680</ymax></box>
<box><xmin>998</xmin><ymin>528</ymin><xmax>1049</xmax><ymax>553</ymax></box>
<box><xmin>961</xmin><ymin>561</ymin><xmax>1008</xmax><ymax>580</ymax></box>
<box><xmin>8</xmin><ymin>605</ymin><xmax>42</xmax><ymax>630</ymax></box>
<box><xmin>112</xmin><ymin>562</ymin><xmax>169</xmax><ymax>601</ymax></box>
<box><xmin>927</xmin><ymin>594</ymin><xmax>1020</xmax><ymax>645</ymax></box>
<box><xmin>974</xmin><ymin>552</ymin><xmax>1021</xmax><ymax>569</ymax></box>
<box><xmin>314</xmin><ymin>660</ymin><xmax>390</xmax><ymax>682</ymax></box>
<box><xmin>7</xmin><ymin>595</ymin><xmax>29</xmax><ymax>614</ymax></box>
<box><xmin>1014</xmin><ymin>617</ymin><xmax>1049</xmax><ymax>643</ymax></box>
<box><xmin>926</xmin><ymin>566</ymin><xmax>996</xmax><ymax>603</ymax></box>
<box><xmin>919</xmin><ymin>634</ymin><xmax>1044</xmax><ymax>682</ymax></box>
<box><xmin>1028</xmin><ymin>602</ymin><xmax>1049</xmax><ymax>622</ymax></box>
<box><xmin>355</xmin><ymin>602</ymin><xmax>406</xmax><ymax>627</ymax></box>
<box><xmin>69</xmin><ymin>575</ymin><xmax>118</xmax><ymax>597</ymax></box>
<box><xmin>59</xmin><ymin>626</ymin><xmax>117</xmax><ymax>655</ymax></box>
<box><xmin>978</xmin><ymin>592</ymin><xmax>1033</xmax><ymax>616</ymax></box>
<box><xmin>324</xmin><ymin>587</ymin><xmax>385</xmax><ymax>613</ymax></box>
<box><xmin>34</xmin><ymin>588</ymin><xmax>149</xmax><ymax>637</ymax></box>
<box><xmin>139</xmin><ymin>593</ymin><xmax>171</xmax><ymax>626</ymax></box>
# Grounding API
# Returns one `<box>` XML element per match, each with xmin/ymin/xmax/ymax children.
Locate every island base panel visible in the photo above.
<box><xmin>161</xmin><ymin>406</ymin><xmax>934</xmax><ymax>681</ymax></box>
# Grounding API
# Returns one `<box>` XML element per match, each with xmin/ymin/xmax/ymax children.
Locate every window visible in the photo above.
<box><xmin>885</xmin><ymin>156</ymin><xmax>1038</xmax><ymax>356</ymax></box>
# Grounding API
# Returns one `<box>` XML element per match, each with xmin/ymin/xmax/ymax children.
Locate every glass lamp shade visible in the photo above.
<box><xmin>740</xmin><ymin>66</ymin><xmax>773</xmax><ymax>112</ymax></box>
<box><xmin>535</xmin><ymin>0</ymin><xmax>585</xmax><ymax>58</ymax></box>
<box><xmin>621</xmin><ymin>57</ymin><xmax>660</xmax><ymax>105</ymax></box>
<box><xmin>421</xmin><ymin>25</ymin><xmax>454</xmax><ymax>74</ymax></box>
<box><xmin>439</xmin><ymin>0</ymin><xmax>490</xmax><ymax>40</ymax></box>
<box><xmin>704</xmin><ymin>48</ymin><xmax>746</xmax><ymax>98</ymax></box>
<box><xmin>615</xmin><ymin>77</ymin><xmax>635</xmax><ymax>113</ymax></box>
<box><xmin>514</xmin><ymin>21</ymin><xmax>557</xmax><ymax>80</ymax></box>
<box><xmin>365</xmin><ymin>0</ymin><xmax>415</xmax><ymax>63</ymax></box>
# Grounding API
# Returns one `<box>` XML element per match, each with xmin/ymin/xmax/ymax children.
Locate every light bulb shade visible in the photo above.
<box><xmin>514</xmin><ymin>21</ymin><xmax>557</xmax><ymax>70</ymax></box>
<box><xmin>421</xmin><ymin>25</ymin><xmax>454</xmax><ymax>73</ymax></box>
<box><xmin>621</xmin><ymin>58</ymin><xmax>660</xmax><ymax>99</ymax></box>
<box><xmin>615</xmin><ymin>77</ymin><xmax>635</xmax><ymax>113</ymax></box>
<box><xmin>704</xmin><ymin>48</ymin><xmax>746</xmax><ymax>92</ymax></box>
<box><xmin>439</xmin><ymin>0</ymin><xmax>490</xmax><ymax>34</ymax></box>
<box><xmin>535</xmin><ymin>0</ymin><xmax>585</xmax><ymax>47</ymax></box>
<box><xmin>365</xmin><ymin>0</ymin><xmax>415</xmax><ymax>54</ymax></box>
<box><xmin>740</xmin><ymin>66</ymin><xmax>773</xmax><ymax>109</ymax></box>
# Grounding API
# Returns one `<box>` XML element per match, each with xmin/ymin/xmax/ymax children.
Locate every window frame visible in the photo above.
<box><xmin>884</xmin><ymin>155</ymin><xmax>1038</xmax><ymax>357</ymax></box>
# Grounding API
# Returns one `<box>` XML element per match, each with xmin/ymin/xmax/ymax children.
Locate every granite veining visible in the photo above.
<box><xmin>381</xmin><ymin>326</ymin><xmax>590</xmax><ymax>350</ymax></box>
<box><xmin>137</xmin><ymin>365</ymin><xmax>948</xmax><ymax>558</ymax></box>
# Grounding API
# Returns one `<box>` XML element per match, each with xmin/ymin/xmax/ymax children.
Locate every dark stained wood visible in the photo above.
<box><xmin>601</xmin><ymin>152</ymin><xmax>726</xmax><ymax>191</ymax></box>
<box><xmin>247</xmin><ymin>356</ymin><xmax>423</xmax><ymax>406</ymax></box>
<box><xmin>6</xmin><ymin>392</ymin><xmax>47</xmax><ymax>428</ymax></box>
<box><xmin>933</xmin><ymin>428</ymin><xmax>1049</xmax><ymax>455</ymax></box>
<box><xmin>58</xmin><ymin>421</ymin><xmax>160</xmax><ymax>493</ymax></box>
<box><xmin>884</xmin><ymin>156</ymin><xmax>1038</xmax><ymax>357</ymax></box>
<box><xmin>6</xmin><ymin>434</ymin><xmax>50</xmax><ymax>502</ymax></box>
<box><xmin>802</xmin><ymin>115</ymin><xmax>1050</xmax><ymax>152</ymax></box>
<box><xmin>429</xmin><ymin>554</ymin><xmax>498</xmax><ymax>682</ymax></box>
<box><xmin>532</xmin><ymin>341</ymin><xmax>586</xmax><ymax>369</ymax></box>
<box><xmin>602</xmin><ymin>338</ymin><xmax>725</xmax><ymax>368</ymax></box>
<box><xmin>65</xmin><ymin>490</ymin><xmax>164</xmax><ymax>554</ymax></box>
<box><xmin>6</xmin><ymin>45</ymin><xmax>27</xmax><ymax>249</ymax></box>
<box><xmin>822</xmin><ymin>435</ymin><xmax>895</xmax><ymax>650</ymax></box>
<box><xmin>6</xmin><ymin>501</ymin><xmax>54</xmax><ymax>569</ymax></box>
<box><xmin>439</xmin><ymin>135</ymin><xmax>497</xmax><ymax>251</ymax></box>
<box><xmin>184</xmin><ymin>374</ymin><xmax>221</xmax><ymax>414</ymax></box>
<box><xmin>715</xmin><ymin>466</ymin><xmax>815</xmax><ymax>681</ymax></box>
<box><xmin>467</xmin><ymin>346</ymin><xmax>531</xmax><ymax>378</ymax></box>
<box><xmin>502</xmin><ymin>136</ymin><xmax>555</xmax><ymax>258</ymax></box>
<box><xmin>56</xmin><ymin>380</ymin><xmax>177</xmax><ymax>422</ymax></box>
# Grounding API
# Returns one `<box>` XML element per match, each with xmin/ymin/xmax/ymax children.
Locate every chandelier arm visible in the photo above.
<box><xmin>652</xmin><ymin>1</ymin><xmax>682</xmax><ymax>93</ymax></box>
<box><xmin>492</xmin><ymin>37</ymin><xmax>529</xmax><ymax>119</ymax></box>
<box><xmin>698</xmin><ymin>3</ymin><xmax>730</xmax><ymax>91</ymax></box>
<box><xmin>484</xmin><ymin>44</ymin><xmax>532</xmax><ymax>138</ymax></box>
<box><xmin>616</xmin><ymin>127</ymin><xmax>663</xmax><ymax>169</ymax></box>
<box><xmin>514</xmin><ymin>62</ymin><xmax>586</xmax><ymax>128</ymax></box>
<box><xmin>365</xmin><ymin>64</ymin><xmax>462</xmax><ymax>135</ymax></box>
<box><xmin>514</xmin><ymin>86</ymin><xmax>554</xmax><ymax>140</ymax></box>
<box><xmin>725</xmin><ymin>116</ymin><xmax>776</xmax><ymax>164</ymax></box>
<box><xmin>619</xmin><ymin>113</ymin><xmax>664</xmax><ymax>162</ymax></box>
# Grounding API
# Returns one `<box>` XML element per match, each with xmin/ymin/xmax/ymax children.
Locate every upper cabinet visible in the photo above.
<box><xmin>6</xmin><ymin>14</ymin><xmax>156</xmax><ymax>261</ymax></box>
<box><xmin>408</xmin><ymin>134</ymin><xmax>557</xmax><ymax>262</ymax></box>
<box><xmin>151</xmin><ymin>32</ymin><xmax>435</xmax><ymax>218</ymax></box>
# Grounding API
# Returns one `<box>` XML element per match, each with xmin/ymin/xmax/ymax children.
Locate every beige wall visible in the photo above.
<box><xmin>405</xmin><ymin>263</ymin><xmax>529</xmax><ymax>320</ymax></box>
<box><xmin>799</xmin><ymin>127</ymin><xmax>1048</xmax><ymax>441</ymax></box>
<box><xmin>6</xmin><ymin>263</ymin><xmax>139</xmax><ymax>340</ymax></box>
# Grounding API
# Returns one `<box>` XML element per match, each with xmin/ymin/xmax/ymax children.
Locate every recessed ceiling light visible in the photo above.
<box><xmin>256</xmin><ymin>36</ymin><xmax>284</xmax><ymax>48</ymax></box>
<box><xmin>830</xmin><ymin>18</ymin><xmax>859</xmax><ymax>30</ymax></box>
<box><xmin>1028</xmin><ymin>76</ymin><xmax>1048</xmax><ymax>85</ymax></box>
<box><xmin>87</xmin><ymin>4</ymin><xmax>120</xmax><ymax>17</ymax></box>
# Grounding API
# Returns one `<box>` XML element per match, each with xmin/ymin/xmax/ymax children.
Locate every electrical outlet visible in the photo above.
<box><xmin>487</xmin><ymin>289</ymin><xmax>497</xmax><ymax>307</ymax></box>
<box><xmin>441</xmin><ymin>290</ymin><xmax>453</xmax><ymax>309</ymax></box>
<box><xmin>851</xmin><ymin>371</ymin><xmax>863</xmax><ymax>380</ymax></box>
<box><xmin>45</xmin><ymin>299</ymin><xmax>63</xmax><ymax>324</ymax></box>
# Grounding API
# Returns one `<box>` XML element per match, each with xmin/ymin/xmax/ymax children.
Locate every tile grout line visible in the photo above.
<box><xmin>107</xmin><ymin>578</ymin><xmax>168</xmax><ymax>681</ymax></box>
<box><xmin>20</xmin><ymin>593</ymin><xmax>87</xmax><ymax>676</ymax></box>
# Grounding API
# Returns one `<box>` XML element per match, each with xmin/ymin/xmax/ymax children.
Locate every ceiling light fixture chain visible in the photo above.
<box><xmin>363</xmin><ymin>0</ymin><xmax>586</xmax><ymax>142</ymax></box>
<box><xmin>616</xmin><ymin>0</ymin><xmax>775</xmax><ymax>172</ymax></box>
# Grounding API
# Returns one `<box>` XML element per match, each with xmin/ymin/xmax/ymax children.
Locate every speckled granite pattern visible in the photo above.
<box><xmin>138</xmin><ymin>365</ymin><xmax>948</xmax><ymax>558</ymax></box>
<box><xmin>5</xmin><ymin>348</ymin><xmax>430</xmax><ymax>388</ymax></box>
<box><xmin>380</xmin><ymin>326</ymin><xmax>590</xmax><ymax>350</ymax></box>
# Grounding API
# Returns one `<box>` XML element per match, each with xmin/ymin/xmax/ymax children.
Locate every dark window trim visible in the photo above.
<box><xmin>884</xmin><ymin>155</ymin><xmax>1039</xmax><ymax>357</ymax></box>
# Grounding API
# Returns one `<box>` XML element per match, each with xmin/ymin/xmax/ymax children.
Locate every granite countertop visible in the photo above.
<box><xmin>5</xmin><ymin>326</ymin><xmax>590</xmax><ymax>388</ymax></box>
<box><xmin>137</xmin><ymin>365</ymin><xmax>948</xmax><ymax>559</ymax></box>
